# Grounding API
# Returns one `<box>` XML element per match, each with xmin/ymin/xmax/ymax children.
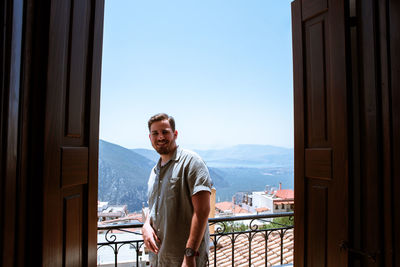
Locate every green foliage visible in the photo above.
<box><xmin>218</xmin><ymin>222</ymin><xmax>248</xmax><ymax>232</ymax></box>
<box><xmin>259</xmin><ymin>216</ymin><xmax>294</xmax><ymax>230</ymax></box>
<box><xmin>217</xmin><ymin>216</ymin><xmax>294</xmax><ymax>233</ymax></box>
<box><xmin>273</xmin><ymin>216</ymin><xmax>294</xmax><ymax>226</ymax></box>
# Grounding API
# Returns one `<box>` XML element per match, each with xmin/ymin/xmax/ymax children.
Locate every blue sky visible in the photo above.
<box><xmin>100</xmin><ymin>0</ymin><xmax>294</xmax><ymax>150</ymax></box>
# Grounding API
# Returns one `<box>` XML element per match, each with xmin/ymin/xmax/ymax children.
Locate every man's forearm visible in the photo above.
<box><xmin>186</xmin><ymin>191</ymin><xmax>211</xmax><ymax>250</ymax></box>
<box><xmin>185</xmin><ymin>210</ymin><xmax>209</xmax><ymax>250</ymax></box>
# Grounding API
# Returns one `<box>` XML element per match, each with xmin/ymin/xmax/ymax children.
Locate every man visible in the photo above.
<box><xmin>142</xmin><ymin>113</ymin><xmax>212</xmax><ymax>267</ymax></box>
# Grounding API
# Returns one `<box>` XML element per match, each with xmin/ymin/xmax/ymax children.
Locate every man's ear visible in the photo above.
<box><xmin>174</xmin><ymin>130</ymin><xmax>178</xmax><ymax>138</ymax></box>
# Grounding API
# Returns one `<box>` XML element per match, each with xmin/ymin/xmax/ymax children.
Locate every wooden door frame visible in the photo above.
<box><xmin>1</xmin><ymin>0</ymin><xmax>105</xmax><ymax>266</ymax></box>
<box><xmin>349</xmin><ymin>0</ymin><xmax>399</xmax><ymax>265</ymax></box>
<box><xmin>292</xmin><ymin>0</ymin><xmax>400</xmax><ymax>266</ymax></box>
<box><xmin>1</xmin><ymin>0</ymin><xmax>400</xmax><ymax>266</ymax></box>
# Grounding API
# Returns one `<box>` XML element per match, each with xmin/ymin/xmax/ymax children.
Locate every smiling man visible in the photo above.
<box><xmin>142</xmin><ymin>113</ymin><xmax>212</xmax><ymax>267</ymax></box>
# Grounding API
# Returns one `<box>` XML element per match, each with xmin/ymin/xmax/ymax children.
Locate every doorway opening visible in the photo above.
<box><xmin>97</xmin><ymin>1</ymin><xmax>294</xmax><ymax>266</ymax></box>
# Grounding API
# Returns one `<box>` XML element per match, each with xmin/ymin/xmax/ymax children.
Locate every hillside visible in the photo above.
<box><xmin>98</xmin><ymin>140</ymin><xmax>154</xmax><ymax>211</ymax></box>
<box><xmin>132</xmin><ymin>144</ymin><xmax>294</xmax><ymax>168</ymax></box>
<box><xmin>195</xmin><ymin>144</ymin><xmax>293</xmax><ymax>168</ymax></box>
<box><xmin>99</xmin><ymin>141</ymin><xmax>230</xmax><ymax>211</ymax></box>
<box><xmin>99</xmin><ymin>141</ymin><xmax>293</xmax><ymax>211</ymax></box>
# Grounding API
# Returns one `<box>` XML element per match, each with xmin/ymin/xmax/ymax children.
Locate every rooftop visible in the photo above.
<box><xmin>275</xmin><ymin>190</ymin><xmax>294</xmax><ymax>200</ymax></box>
<box><xmin>253</xmin><ymin>189</ymin><xmax>294</xmax><ymax>200</ymax></box>
<box><xmin>255</xmin><ymin>207</ymin><xmax>270</xmax><ymax>213</ymax></box>
<box><xmin>209</xmin><ymin>229</ymin><xmax>294</xmax><ymax>266</ymax></box>
<box><xmin>215</xmin><ymin>202</ymin><xmax>249</xmax><ymax>214</ymax></box>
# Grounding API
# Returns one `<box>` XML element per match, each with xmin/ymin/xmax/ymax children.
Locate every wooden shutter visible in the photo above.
<box><xmin>292</xmin><ymin>0</ymin><xmax>349</xmax><ymax>266</ymax></box>
<box><xmin>42</xmin><ymin>0</ymin><xmax>104</xmax><ymax>266</ymax></box>
<box><xmin>390</xmin><ymin>1</ymin><xmax>400</xmax><ymax>263</ymax></box>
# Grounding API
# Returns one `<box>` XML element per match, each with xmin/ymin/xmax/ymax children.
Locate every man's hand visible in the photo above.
<box><xmin>181</xmin><ymin>256</ymin><xmax>196</xmax><ymax>267</ymax></box>
<box><xmin>142</xmin><ymin>220</ymin><xmax>160</xmax><ymax>254</ymax></box>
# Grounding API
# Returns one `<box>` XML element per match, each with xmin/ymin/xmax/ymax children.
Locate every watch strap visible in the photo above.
<box><xmin>184</xmin><ymin>247</ymin><xmax>199</xmax><ymax>257</ymax></box>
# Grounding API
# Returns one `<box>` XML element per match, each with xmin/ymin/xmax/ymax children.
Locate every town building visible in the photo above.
<box><xmin>215</xmin><ymin>201</ymin><xmax>250</xmax><ymax>216</ymax></box>
<box><xmin>251</xmin><ymin>183</ymin><xmax>294</xmax><ymax>214</ymax></box>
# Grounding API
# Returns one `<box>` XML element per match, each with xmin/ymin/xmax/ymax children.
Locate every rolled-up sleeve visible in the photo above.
<box><xmin>188</xmin><ymin>157</ymin><xmax>213</xmax><ymax>196</ymax></box>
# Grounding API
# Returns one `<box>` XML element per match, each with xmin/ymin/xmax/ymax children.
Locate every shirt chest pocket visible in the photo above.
<box><xmin>166</xmin><ymin>176</ymin><xmax>181</xmax><ymax>199</ymax></box>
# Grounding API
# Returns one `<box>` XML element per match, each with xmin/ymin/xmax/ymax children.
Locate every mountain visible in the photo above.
<box><xmin>133</xmin><ymin>145</ymin><xmax>293</xmax><ymax>168</ymax></box>
<box><xmin>100</xmin><ymin>141</ymin><xmax>293</xmax><ymax>211</ymax></box>
<box><xmin>98</xmin><ymin>140</ymin><xmax>154</xmax><ymax>211</ymax></box>
<box><xmin>131</xmin><ymin>148</ymin><xmax>159</xmax><ymax>163</ymax></box>
<box><xmin>132</xmin><ymin>145</ymin><xmax>294</xmax><ymax>201</ymax></box>
<box><xmin>194</xmin><ymin>144</ymin><xmax>293</xmax><ymax>168</ymax></box>
<box><xmin>99</xmin><ymin>141</ymin><xmax>230</xmax><ymax>211</ymax></box>
<box><xmin>210</xmin><ymin>166</ymin><xmax>294</xmax><ymax>201</ymax></box>
<box><xmin>129</xmin><ymin>149</ymin><xmax>229</xmax><ymax>189</ymax></box>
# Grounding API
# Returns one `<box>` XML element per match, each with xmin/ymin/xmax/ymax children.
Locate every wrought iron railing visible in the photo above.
<box><xmin>97</xmin><ymin>212</ymin><xmax>294</xmax><ymax>267</ymax></box>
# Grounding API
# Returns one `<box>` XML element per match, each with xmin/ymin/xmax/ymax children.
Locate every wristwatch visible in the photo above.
<box><xmin>184</xmin><ymin>247</ymin><xmax>199</xmax><ymax>257</ymax></box>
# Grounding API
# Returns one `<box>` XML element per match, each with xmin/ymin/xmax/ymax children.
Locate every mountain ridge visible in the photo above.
<box><xmin>99</xmin><ymin>140</ymin><xmax>293</xmax><ymax>212</ymax></box>
<box><xmin>132</xmin><ymin>144</ymin><xmax>293</xmax><ymax>168</ymax></box>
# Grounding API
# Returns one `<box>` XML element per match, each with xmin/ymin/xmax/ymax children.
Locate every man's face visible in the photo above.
<box><xmin>149</xmin><ymin>119</ymin><xmax>178</xmax><ymax>155</ymax></box>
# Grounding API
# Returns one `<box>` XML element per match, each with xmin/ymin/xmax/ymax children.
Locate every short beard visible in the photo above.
<box><xmin>154</xmin><ymin>141</ymin><xmax>176</xmax><ymax>155</ymax></box>
<box><xmin>155</xmin><ymin>146</ymin><xmax>171</xmax><ymax>155</ymax></box>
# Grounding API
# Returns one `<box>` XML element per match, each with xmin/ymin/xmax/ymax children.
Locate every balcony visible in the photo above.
<box><xmin>97</xmin><ymin>212</ymin><xmax>294</xmax><ymax>266</ymax></box>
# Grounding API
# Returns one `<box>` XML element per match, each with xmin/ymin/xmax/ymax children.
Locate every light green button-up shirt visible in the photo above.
<box><xmin>147</xmin><ymin>146</ymin><xmax>213</xmax><ymax>267</ymax></box>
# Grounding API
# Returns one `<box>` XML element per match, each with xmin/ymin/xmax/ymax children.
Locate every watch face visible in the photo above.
<box><xmin>184</xmin><ymin>248</ymin><xmax>195</xmax><ymax>257</ymax></box>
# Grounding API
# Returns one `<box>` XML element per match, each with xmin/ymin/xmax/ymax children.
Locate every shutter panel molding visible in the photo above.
<box><xmin>292</xmin><ymin>0</ymin><xmax>349</xmax><ymax>266</ymax></box>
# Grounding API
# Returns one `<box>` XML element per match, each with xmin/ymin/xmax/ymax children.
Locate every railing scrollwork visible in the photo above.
<box><xmin>97</xmin><ymin>212</ymin><xmax>294</xmax><ymax>266</ymax></box>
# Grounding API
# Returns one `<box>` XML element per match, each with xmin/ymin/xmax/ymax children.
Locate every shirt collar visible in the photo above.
<box><xmin>155</xmin><ymin>146</ymin><xmax>181</xmax><ymax>171</ymax></box>
<box><xmin>171</xmin><ymin>145</ymin><xmax>181</xmax><ymax>162</ymax></box>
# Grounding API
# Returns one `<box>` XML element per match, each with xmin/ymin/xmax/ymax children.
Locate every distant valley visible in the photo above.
<box><xmin>98</xmin><ymin>140</ymin><xmax>294</xmax><ymax>212</ymax></box>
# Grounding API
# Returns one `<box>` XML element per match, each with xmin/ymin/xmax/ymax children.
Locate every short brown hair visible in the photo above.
<box><xmin>148</xmin><ymin>113</ymin><xmax>176</xmax><ymax>132</ymax></box>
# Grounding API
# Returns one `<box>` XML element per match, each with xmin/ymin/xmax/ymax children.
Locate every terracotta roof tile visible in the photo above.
<box><xmin>255</xmin><ymin>207</ymin><xmax>270</xmax><ymax>212</ymax></box>
<box><xmin>215</xmin><ymin>202</ymin><xmax>249</xmax><ymax>214</ymax></box>
<box><xmin>209</xmin><ymin>229</ymin><xmax>294</xmax><ymax>266</ymax></box>
<box><xmin>275</xmin><ymin>189</ymin><xmax>294</xmax><ymax>199</ymax></box>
